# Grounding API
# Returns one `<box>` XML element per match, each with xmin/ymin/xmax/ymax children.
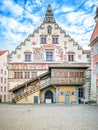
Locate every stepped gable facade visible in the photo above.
<box><xmin>8</xmin><ymin>4</ymin><xmax>91</xmax><ymax>104</ymax></box>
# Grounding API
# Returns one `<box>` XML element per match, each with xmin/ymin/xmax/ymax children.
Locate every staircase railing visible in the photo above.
<box><xmin>13</xmin><ymin>79</ymin><xmax>51</xmax><ymax>102</ymax></box>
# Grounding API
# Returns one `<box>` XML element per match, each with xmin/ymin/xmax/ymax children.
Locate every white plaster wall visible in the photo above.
<box><xmin>0</xmin><ymin>51</ymin><xmax>9</xmax><ymax>102</ymax></box>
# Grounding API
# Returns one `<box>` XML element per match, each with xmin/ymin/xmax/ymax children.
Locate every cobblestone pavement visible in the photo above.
<box><xmin>0</xmin><ymin>104</ymin><xmax>98</xmax><ymax>130</ymax></box>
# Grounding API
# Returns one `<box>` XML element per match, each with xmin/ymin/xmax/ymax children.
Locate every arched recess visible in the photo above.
<box><xmin>44</xmin><ymin>90</ymin><xmax>53</xmax><ymax>103</ymax></box>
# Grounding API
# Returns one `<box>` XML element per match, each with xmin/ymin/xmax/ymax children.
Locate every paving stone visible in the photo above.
<box><xmin>0</xmin><ymin>104</ymin><xmax>98</xmax><ymax>130</ymax></box>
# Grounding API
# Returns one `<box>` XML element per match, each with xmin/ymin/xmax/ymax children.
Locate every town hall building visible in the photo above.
<box><xmin>8</xmin><ymin>4</ymin><xmax>91</xmax><ymax>104</ymax></box>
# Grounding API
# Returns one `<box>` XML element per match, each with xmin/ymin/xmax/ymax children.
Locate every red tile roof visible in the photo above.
<box><xmin>0</xmin><ymin>50</ymin><xmax>8</xmax><ymax>56</ymax></box>
<box><xmin>83</xmin><ymin>50</ymin><xmax>91</xmax><ymax>54</ymax></box>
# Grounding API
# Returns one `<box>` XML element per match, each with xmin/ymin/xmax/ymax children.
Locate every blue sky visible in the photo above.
<box><xmin>0</xmin><ymin>0</ymin><xmax>98</xmax><ymax>52</ymax></box>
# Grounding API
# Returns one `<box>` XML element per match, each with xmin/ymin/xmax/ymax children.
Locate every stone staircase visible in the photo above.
<box><xmin>13</xmin><ymin>78</ymin><xmax>51</xmax><ymax>102</ymax></box>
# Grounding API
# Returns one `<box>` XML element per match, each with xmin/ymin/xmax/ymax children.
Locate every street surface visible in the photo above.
<box><xmin>0</xmin><ymin>104</ymin><xmax>98</xmax><ymax>130</ymax></box>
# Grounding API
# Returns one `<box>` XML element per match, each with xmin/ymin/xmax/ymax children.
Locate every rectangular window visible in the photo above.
<box><xmin>31</xmin><ymin>72</ymin><xmax>37</xmax><ymax>78</ymax></box>
<box><xmin>4</xmin><ymin>78</ymin><xmax>6</xmax><ymax>83</ymax></box>
<box><xmin>46</xmin><ymin>50</ymin><xmax>53</xmax><ymax>61</ymax></box>
<box><xmin>1</xmin><ymin>77</ymin><xmax>3</xmax><ymax>83</ymax></box>
<box><xmin>41</xmin><ymin>38</ymin><xmax>46</xmax><ymax>44</ymax></box>
<box><xmin>80</xmin><ymin>72</ymin><xmax>84</xmax><ymax>77</ymax></box>
<box><xmin>14</xmin><ymin>72</ymin><xmax>17</xmax><ymax>78</ymax></box>
<box><xmin>61</xmin><ymin>92</ymin><xmax>64</xmax><ymax>95</ymax></box>
<box><xmin>4</xmin><ymin>87</ymin><xmax>6</xmax><ymax>92</ymax></box>
<box><xmin>75</xmin><ymin>72</ymin><xmax>80</xmax><ymax>77</ymax></box>
<box><xmin>25</xmin><ymin>72</ymin><xmax>30</xmax><ymax>78</ymax></box>
<box><xmin>94</xmin><ymin>44</ymin><xmax>98</xmax><ymax>55</ymax></box>
<box><xmin>1</xmin><ymin>69</ymin><xmax>3</xmax><ymax>74</ymax></box>
<box><xmin>52</xmin><ymin>38</ymin><xmax>58</xmax><ymax>44</ymax></box>
<box><xmin>4</xmin><ymin>95</ymin><xmax>6</xmax><ymax>102</ymax></box>
<box><xmin>69</xmin><ymin>72</ymin><xmax>75</xmax><ymax>77</ymax></box>
<box><xmin>87</xmin><ymin>55</ymin><xmax>90</xmax><ymax>58</ymax></box>
<box><xmin>78</xmin><ymin>88</ymin><xmax>84</xmax><ymax>98</ymax></box>
<box><xmin>1</xmin><ymin>86</ymin><xmax>3</xmax><ymax>92</ymax></box>
<box><xmin>68</xmin><ymin>55</ymin><xmax>74</xmax><ymax>61</ymax></box>
<box><xmin>5</xmin><ymin>71</ymin><xmax>6</xmax><ymax>75</ymax></box>
<box><xmin>25</xmin><ymin>54</ymin><xmax>31</xmax><ymax>62</ymax></box>
<box><xmin>19</xmin><ymin>72</ymin><xmax>23</xmax><ymax>78</ymax></box>
<box><xmin>14</xmin><ymin>72</ymin><xmax>23</xmax><ymax>79</ymax></box>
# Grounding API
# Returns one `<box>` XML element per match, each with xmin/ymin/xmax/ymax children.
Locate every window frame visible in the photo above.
<box><xmin>14</xmin><ymin>72</ymin><xmax>23</xmax><ymax>79</ymax></box>
<box><xmin>52</xmin><ymin>37</ymin><xmax>58</xmax><ymax>44</ymax></box>
<box><xmin>41</xmin><ymin>37</ymin><xmax>47</xmax><ymax>44</ymax></box>
<box><xmin>46</xmin><ymin>50</ymin><xmax>54</xmax><ymax>61</ymax></box>
<box><xmin>78</xmin><ymin>88</ymin><xmax>84</xmax><ymax>98</ymax></box>
<box><xmin>94</xmin><ymin>44</ymin><xmax>98</xmax><ymax>55</ymax></box>
<box><xmin>68</xmin><ymin>54</ymin><xmax>74</xmax><ymax>61</ymax></box>
<box><xmin>24</xmin><ymin>72</ymin><xmax>30</xmax><ymax>79</ymax></box>
<box><xmin>25</xmin><ymin>54</ymin><xmax>31</xmax><ymax>62</ymax></box>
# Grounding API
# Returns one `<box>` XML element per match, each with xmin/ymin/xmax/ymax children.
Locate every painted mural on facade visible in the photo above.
<box><xmin>8</xmin><ymin>4</ymin><xmax>91</xmax><ymax>104</ymax></box>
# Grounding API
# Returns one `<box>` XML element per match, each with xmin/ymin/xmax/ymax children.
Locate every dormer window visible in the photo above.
<box><xmin>52</xmin><ymin>38</ymin><xmax>58</xmax><ymax>44</ymax></box>
<box><xmin>68</xmin><ymin>55</ymin><xmax>74</xmax><ymax>61</ymax></box>
<box><xmin>40</xmin><ymin>35</ymin><xmax>47</xmax><ymax>44</ymax></box>
<box><xmin>67</xmin><ymin>51</ymin><xmax>75</xmax><ymax>61</ymax></box>
<box><xmin>25</xmin><ymin>54</ymin><xmax>31</xmax><ymax>62</ymax></box>
<box><xmin>24</xmin><ymin>51</ymin><xmax>32</xmax><ymax>62</ymax></box>
<box><xmin>52</xmin><ymin>35</ymin><xmax>59</xmax><ymax>44</ymax></box>
<box><xmin>41</xmin><ymin>38</ymin><xmax>46</xmax><ymax>44</ymax></box>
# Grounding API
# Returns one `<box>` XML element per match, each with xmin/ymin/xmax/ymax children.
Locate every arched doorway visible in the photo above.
<box><xmin>45</xmin><ymin>90</ymin><xmax>53</xmax><ymax>103</ymax></box>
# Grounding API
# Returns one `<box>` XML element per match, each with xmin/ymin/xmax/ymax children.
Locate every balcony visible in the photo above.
<box><xmin>51</xmin><ymin>77</ymin><xmax>85</xmax><ymax>85</ymax></box>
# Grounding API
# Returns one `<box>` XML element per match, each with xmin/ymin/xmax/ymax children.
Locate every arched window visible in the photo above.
<box><xmin>94</xmin><ymin>44</ymin><xmax>98</xmax><ymax>55</ymax></box>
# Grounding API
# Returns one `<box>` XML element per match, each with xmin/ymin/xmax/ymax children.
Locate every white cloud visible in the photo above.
<box><xmin>61</xmin><ymin>6</ymin><xmax>74</xmax><ymax>12</ymax></box>
<box><xmin>0</xmin><ymin>16</ymin><xmax>35</xmax><ymax>48</ymax></box>
<box><xmin>24</xmin><ymin>10</ymin><xmax>41</xmax><ymax>23</ymax></box>
<box><xmin>1</xmin><ymin>0</ymin><xmax>24</xmax><ymax>17</ymax></box>
<box><xmin>60</xmin><ymin>21</ymin><xmax>92</xmax><ymax>50</ymax></box>
<box><xmin>84</xmin><ymin>0</ymin><xmax>98</xmax><ymax>9</ymax></box>
<box><xmin>83</xmin><ymin>15</ymin><xmax>94</xmax><ymax>29</ymax></box>
<box><xmin>54</xmin><ymin>5</ymin><xmax>73</xmax><ymax>14</ymax></box>
<box><xmin>34</xmin><ymin>0</ymin><xmax>42</xmax><ymax>5</ymax></box>
<box><xmin>66</xmin><ymin>11</ymin><xmax>85</xmax><ymax>23</ymax></box>
<box><xmin>1</xmin><ymin>0</ymin><xmax>97</xmax><ymax>51</ymax></box>
<box><xmin>25</xmin><ymin>1</ymin><xmax>33</xmax><ymax>13</ymax></box>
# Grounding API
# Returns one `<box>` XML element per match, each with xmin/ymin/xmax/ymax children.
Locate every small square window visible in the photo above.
<box><xmin>72</xmin><ymin>92</ymin><xmax>74</xmax><ymax>95</ymax></box>
<box><xmin>68</xmin><ymin>55</ymin><xmax>74</xmax><ymax>61</ymax></box>
<box><xmin>41</xmin><ymin>38</ymin><xmax>47</xmax><ymax>44</ymax></box>
<box><xmin>61</xmin><ymin>92</ymin><xmax>64</xmax><ymax>95</ymax></box>
<box><xmin>87</xmin><ymin>55</ymin><xmax>90</xmax><ymax>58</ymax></box>
<box><xmin>52</xmin><ymin>38</ymin><xmax>58</xmax><ymax>44</ymax></box>
<box><xmin>25</xmin><ymin>54</ymin><xmax>31</xmax><ymax>62</ymax></box>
